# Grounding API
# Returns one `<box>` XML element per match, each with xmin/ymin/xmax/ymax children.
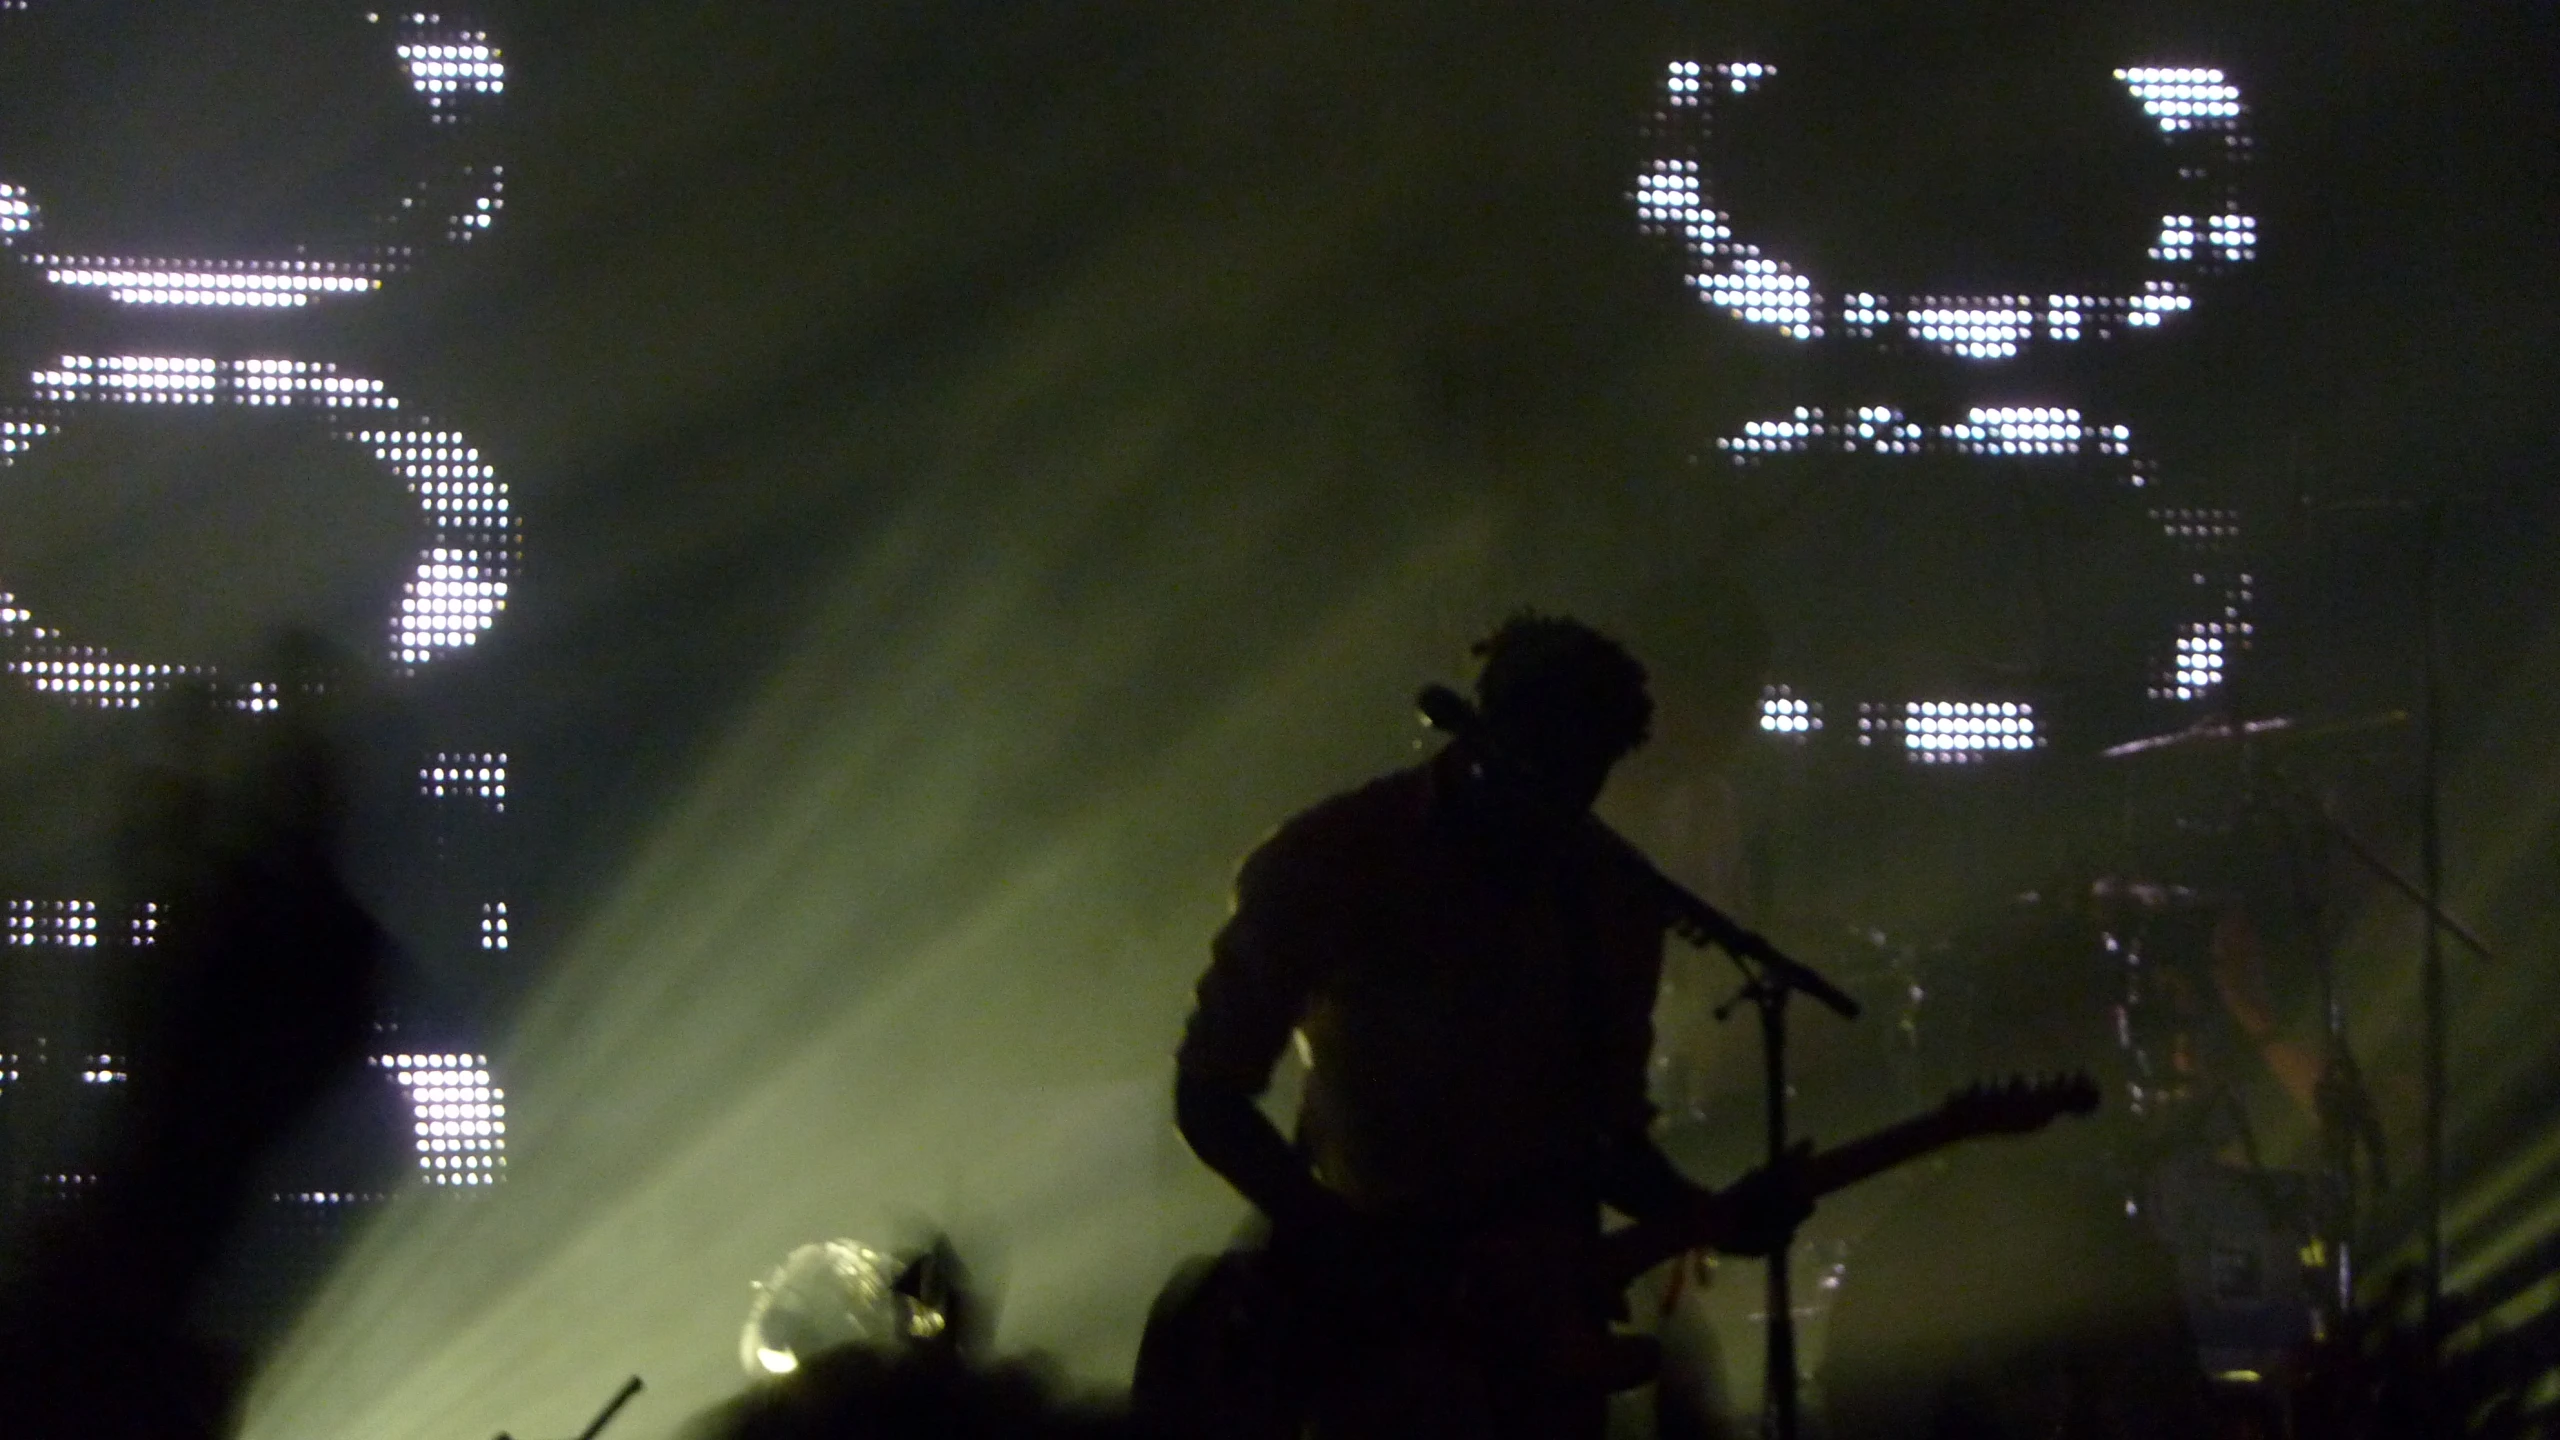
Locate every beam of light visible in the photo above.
<box><xmin>226</xmin><ymin>4</ymin><xmax>1685</xmax><ymax>1418</ymax></box>
<box><xmin>2318</xmin><ymin>601</ymin><xmax>2560</xmax><ymax>1330</ymax></box>
<box><xmin>240</xmin><ymin>429</ymin><xmax>1513</xmax><ymax>1440</ymax></box>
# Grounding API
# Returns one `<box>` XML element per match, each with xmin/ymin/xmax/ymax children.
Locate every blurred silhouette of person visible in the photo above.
<box><xmin>0</xmin><ymin>631</ymin><xmax>388</xmax><ymax>1439</ymax></box>
<box><xmin>1159</xmin><ymin>614</ymin><xmax>1805</xmax><ymax>1440</ymax></box>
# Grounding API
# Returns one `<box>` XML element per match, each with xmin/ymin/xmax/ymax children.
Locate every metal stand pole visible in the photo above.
<box><xmin>2419</xmin><ymin>498</ymin><xmax>2448</xmax><ymax>1430</ymax></box>
<box><xmin>1756</xmin><ymin>979</ymin><xmax>1800</xmax><ymax>1440</ymax></box>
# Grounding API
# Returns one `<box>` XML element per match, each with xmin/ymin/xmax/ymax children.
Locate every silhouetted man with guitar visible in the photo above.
<box><xmin>1164</xmin><ymin>615</ymin><xmax>1812</xmax><ymax>1439</ymax></box>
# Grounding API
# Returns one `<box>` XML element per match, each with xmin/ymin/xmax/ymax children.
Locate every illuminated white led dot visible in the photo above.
<box><xmin>1758</xmin><ymin>686</ymin><xmax>1822</xmax><ymax>738</ymax></box>
<box><xmin>2114</xmin><ymin>67</ymin><xmax>2244</xmax><ymax>132</ymax></box>
<box><xmin>1883</xmin><ymin>700</ymin><xmax>2043</xmax><ymax>763</ymax></box>
<box><xmin>1648</xmin><ymin>64</ymin><xmax>2248</xmax><ymax>351</ymax></box>
<box><xmin>0</xmin><ymin>183</ymin><xmax>33</xmax><ymax>241</ymax></box>
<box><xmin>31</xmin><ymin>259</ymin><xmax>390</xmax><ymax>310</ymax></box>
<box><xmin>398</xmin><ymin>36</ymin><xmax>507</xmax><ymax>98</ymax></box>
<box><xmin>378</xmin><ymin>1050</ymin><xmax>508</xmax><ymax>1184</ymax></box>
<box><xmin>419</xmin><ymin>751</ymin><xmax>510</xmax><ymax>809</ymax></box>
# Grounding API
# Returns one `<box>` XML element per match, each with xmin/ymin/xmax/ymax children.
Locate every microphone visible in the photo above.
<box><xmin>1414</xmin><ymin>683</ymin><xmax>1478</xmax><ymax>738</ymax></box>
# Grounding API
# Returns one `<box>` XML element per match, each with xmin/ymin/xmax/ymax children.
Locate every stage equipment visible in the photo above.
<box><xmin>738</xmin><ymin>1239</ymin><xmax>953</xmax><ymax>1379</ymax></box>
<box><xmin>2145</xmin><ymin>1155</ymin><xmax>2320</xmax><ymax>1381</ymax></box>
<box><xmin>493</xmin><ymin>1376</ymin><xmax>643</xmax><ymax>1440</ymax></box>
<box><xmin>2098</xmin><ymin>709</ymin><xmax>2406</xmax><ymax>760</ymax></box>
<box><xmin>1840</xmin><ymin>871</ymin><xmax>2357</xmax><ymax>1405</ymax></box>
<box><xmin>2288</xmin><ymin>490</ymin><xmax>2509</xmax><ymax>1422</ymax></box>
<box><xmin>2103</xmin><ymin>655</ymin><xmax>2498</xmax><ymax>1416</ymax></box>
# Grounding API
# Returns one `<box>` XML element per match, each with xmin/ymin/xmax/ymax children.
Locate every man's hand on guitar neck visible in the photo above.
<box><xmin>1595</xmin><ymin>1127</ymin><xmax>1816</xmax><ymax>1260</ymax></box>
<box><xmin>1696</xmin><ymin>1145</ymin><xmax>1815</xmax><ymax>1258</ymax></box>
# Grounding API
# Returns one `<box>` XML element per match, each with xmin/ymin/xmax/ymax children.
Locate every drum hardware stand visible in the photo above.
<box><xmin>2416</xmin><ymin>493</ymin><xmax>2453</xmax><ymax>1428</ymax></box>
<box><xmin>2302</xmin><ymin>491</ymin><xmax>2502</xmax><ymax>1432</ymax></box>
<box><xmin>2248</xmin><ymin>769</ymin><xmax>2388</xmax><ymax>1329</ymax></box>
<box><xmin>2294</xmin><ymin>779</ymin><xmax>2493</xmax><ymax>1384</ymax></box>
<box><xmin>2270</xmin><ymin>773</ymin><xmax>2498</xmax><ymax>1298</ymax></box>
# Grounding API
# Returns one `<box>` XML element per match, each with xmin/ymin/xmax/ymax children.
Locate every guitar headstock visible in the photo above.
<box><xmin>1936</xmin><ymin>1072</ymin><xmax>2102</xmax><ymax>1136</ymax></box>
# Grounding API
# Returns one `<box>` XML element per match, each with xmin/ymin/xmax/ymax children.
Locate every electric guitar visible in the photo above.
<box><xmin>1136</xmin><ymin>1074</ymin><xmax>2103</xmax><ymax>1425</ymax></box>
<box><xmin>1601</xmin><ymin>1071</ymin><xmax>2102</xmax><ymax>1292</ymax></box>
<box><xmin>1464</xmin><ymin>1072</ymin><xmax>2103</xmax><ymax>1390</ymax></box>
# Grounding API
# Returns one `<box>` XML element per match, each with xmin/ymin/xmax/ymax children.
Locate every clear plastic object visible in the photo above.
<box><xmin>738</xmin><ymin>1239</ymin><xmax>944</xmax><ymax>1378</ymax></box>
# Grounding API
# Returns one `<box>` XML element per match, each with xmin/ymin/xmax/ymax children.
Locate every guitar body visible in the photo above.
<box><xmin>1137</xmin><ymin>1227</ymin><xmax>1631</xmax><ymax>1440</ymax></box>
<box><xmin>1133</xmin><ymin>1249</ymin><xmax>1297</xmax><ymax>1440</ymax></box>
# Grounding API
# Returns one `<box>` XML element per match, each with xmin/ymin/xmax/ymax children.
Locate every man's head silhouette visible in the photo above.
<box><xmin>1470</xmin><ymin>612</ymin><xmax>1652</xmax><ymax>810</ymax></box>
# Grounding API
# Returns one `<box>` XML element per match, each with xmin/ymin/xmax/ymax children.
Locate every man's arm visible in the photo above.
<box><xmin>1173</xmin><ymin>819</ymin><xmax>1356</xmax><ymax>1229</ymax></box>
<box><xmin>1174</xmin><ymin>1073</ymin><xmax>1346</xmax><ymax>1230</ymax></box>
<box><xmin>1597</xmin><ymin>1129</ymin><xmax>1712</xmax><ymax>1221</ymax></box>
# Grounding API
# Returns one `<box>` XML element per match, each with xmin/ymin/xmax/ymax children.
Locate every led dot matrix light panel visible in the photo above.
<box><xmin>0</xmin><ymin>11</ymin><xmax>506</xmax><ymax>310</ymax></box>
<box><xmin>376</xmin><ymin>1052</ymin><xmax>506</xmax><ymax>1187</ymax></box>
<box><xmin>0</xmin><ymin>5</ymin><xmax>520</xmax><ymax>1195</ymax></box>
<box><xmin>1639</xmin><ymin>62</ymin><xmax>2252</xmax><ymax>356</ymax></box>
<box><xmin>0</xmin><ymin>7</ymin><xmax>519</xmax><ymax>695</ymax></box>
<box><xmin>1641</xmin><ymin>57</ymin><xmax>2258</xmax><ymax>755</ymax></box>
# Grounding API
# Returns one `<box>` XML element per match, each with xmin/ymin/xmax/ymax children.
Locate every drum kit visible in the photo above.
<box><xmin>1736</xmin><ymin>707</ymin><xmax>2433</xmax><ymax>1437</ymax></box>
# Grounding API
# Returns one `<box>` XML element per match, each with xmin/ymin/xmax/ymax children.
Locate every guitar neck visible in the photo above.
<box><xmin>1795</xmin><ymin>1109</ymin><xmax>1971</xmax><ymax>1200</ymax></box>
<box><xmin>1598</xmin><ymin>1110</ymin><xmax>1973</xmax><ymax>1290</ymax></box>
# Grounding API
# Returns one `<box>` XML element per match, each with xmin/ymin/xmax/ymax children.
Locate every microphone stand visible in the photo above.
<box><xmin>1415</xmin><ymin>686</ymin><xmax>1858</xmax><ymax>1440</ymax></box>
<box><xmin>1712</xmin><ymin>952</ymin><xmax>1822</xmax><ymax>1440</ymax></box>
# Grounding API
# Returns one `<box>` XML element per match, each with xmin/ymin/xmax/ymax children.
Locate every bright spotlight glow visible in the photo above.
<box><xmin>2113</xmin><ymin>66</ymin><xmax>2245</xmax><ymax>132</ymax></box>
<box><xmin>239</xmin><ymin>505</ymin><xmax>1494</xmax><ymax>1440</ymax></box>
<box><xmin>421</xmin><ymin>753</ymin><xmax>510</xmax><ymax>810</ymax></box>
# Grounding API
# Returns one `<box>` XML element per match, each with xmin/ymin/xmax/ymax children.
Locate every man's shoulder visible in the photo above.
<box><xmin>1273</xmin><ymin>763</ymin><xmax>1434</xmax><ymax>845</ymax></box>
<box><xmin>1239</xmin><ymin>764</ymin><xmax>1436</xmax><ymax>882</ymax></box>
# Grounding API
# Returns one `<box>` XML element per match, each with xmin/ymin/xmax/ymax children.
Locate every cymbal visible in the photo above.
<box><xmin>2098</xmin><ymin>709</ymin><xmax>2407</xmax><ymax>760</ymax></box>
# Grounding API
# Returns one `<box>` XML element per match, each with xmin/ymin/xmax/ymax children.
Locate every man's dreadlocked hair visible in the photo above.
<box><xmin>1469</xmin><ymin>612</ymin><xmax>1652</xmax><ymax>763</ymax></box>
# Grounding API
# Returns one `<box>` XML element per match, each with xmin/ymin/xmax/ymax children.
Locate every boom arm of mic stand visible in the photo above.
<box><xmin>1413</xmin><ymin>684</ymin><xmax>1860</xmax><ymax>1019</ymax></box>
<box><xmin>1600</xmin><ymin>829</ymin><xmax>1861</xmax><ymax>1019</ymax></box>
